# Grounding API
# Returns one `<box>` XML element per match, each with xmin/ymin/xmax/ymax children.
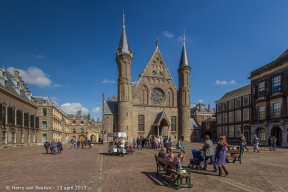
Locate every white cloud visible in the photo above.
<box><xmin>32</xmin><ymin>54</ymin><xmax>45</xmax><ymax>59</ymax></box>
<box><xmin>101</xmin><ymin>79</ymin><xmax>117</xmax><ymax>84</ymax></box>
<box><xmin>54</xmin><ymin>84</ymin><xmax>63</xmax><ymax>87</ymax></box>
<box><xmin>49</xmin><ymin>96</ymin><xmax>60</xmax><ymax>101</ymax></box>
<box><xmin>163</xmin><ymin>31</ymin><xmax>174</xmax><ymax>38</ymax></box>
<box><xmin>198</xmin><ymin>99</ymin><xmax>203</xmax><ymax>103</ymax></box>
<box><xmin>177</xmin><ymin>36</ymin><xmax>183</xmax><ymax>42</ymax></box>
<box><xmin>7</xmin><ymin>66</ymin><xmax>52</xmax><ymax>87</ymax></box>
<box><xmin>215</xmin><ymin>80</ymin><xmax>237</xmax><ymax>85</ymax></box>
<box><xmin>92</xmin><ymin>107</ymin><xmax>101</xmax><ymax>113</ymax></box>
<box><xmin>60</xmin><ymin>103</ymin><xmax>89</xmax><ymax>114</ymax></box>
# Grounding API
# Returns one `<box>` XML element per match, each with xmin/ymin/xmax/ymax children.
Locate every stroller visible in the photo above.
<box><xmin>164</xmin><ymin>141</ymin><xmax>172</xmax><ymax>153</ymax></box>
<box><xmin>188</xmin><ymin>149</ymin><xmax>204</xmax><ymax>169</ymax></box>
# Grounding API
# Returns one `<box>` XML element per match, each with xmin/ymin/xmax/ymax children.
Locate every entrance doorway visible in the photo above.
<box><xmin>90</xmin><ymin>135</ymin><xmax>96</xmax><ymax>142</ymax></box>
<box><xmin>42</xmin><ymin>134</ymin><xmax>47</xmax><ymax>143</ymax></box>
<box><xmin>271</xmin><ymin>126</ymin><xmax>282</xmax><ymax>145</ymax></box>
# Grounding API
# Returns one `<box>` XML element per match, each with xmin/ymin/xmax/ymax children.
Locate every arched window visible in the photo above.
<box><xmin>257</xmin><ymin>128</ymin><xmax>266</xmax><ymax>141</ymax></box>
<box><xmin>80</xmin><ymin>121</ymin><xmax>84</xmax><ymax>125</ymax></box>
<box><xmin>73</xmin><ymin>129</ymin><xmax>76</xmax><ymax>133</ymax></box>
<box><xmin>81</xmin><ymin>129</ymin><xmax>84</xmax><ymax>133</ymax></box>
<box><xmin>72</xmin><ymin>120</ymin><xmax>76</xmax><ymax>125</ymax></box>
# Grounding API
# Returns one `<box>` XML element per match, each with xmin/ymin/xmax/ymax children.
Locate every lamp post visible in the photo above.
<box><xmin>280</xmin><ymin>119</ymin><xmax>285</xmax><ymax>130</ymax></box>
<box><xmin>263</xmin><ymin>121</ymin><xmax>268</xmax><ymax>131</ymax></box>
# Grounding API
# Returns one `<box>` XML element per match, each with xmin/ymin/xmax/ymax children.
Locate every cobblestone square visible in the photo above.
<box><xmin>1</xmin><ymin>142</ymin><xmax>287</xmax><ymax>192</ymax></box>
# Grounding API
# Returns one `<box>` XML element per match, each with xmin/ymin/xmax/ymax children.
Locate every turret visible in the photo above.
<box><xmin>178</xmin><ymin>30</ymin><xmax>191</xmax><ymax>141</ymax></box>
<box><xmin>116</xmin><ymin>10</ymin><xmax>133</xmax><ymax>141</ymax></box>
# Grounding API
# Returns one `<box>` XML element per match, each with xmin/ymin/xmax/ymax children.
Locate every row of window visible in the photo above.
<box><xmin>217</xmin><ymin>126</ymin><xmax>242</xmax><ymax>138</ymax></box>
<box><xmin>217</xmin><ymin>95</ymin><xmax>249</xmax><ymax>112</ymax></box>
<box><xmin>1</xmin><ymin>131</ymin><xmax>35</xmax><ymax>144</ymax></box>
<box><xmin>72</xmin><ymin>120</ymin><xmax>85</xmax><ymax>125</ymax></box>
<box><xmin>137</xmin><ymin>115</ymin><xmax>176</xmax><ymax>132</ymax></box>
<box><xmin>257</xmin><ymin>75</ymin><xmax>281</xmax><ymax>97</ymax></box>
<box><xmin>258</xmin><ymin>102</ymin><xmax>281</xmax><ymax>120</ymax></box>
<box><xmin>72</xmin><ymin>129</ymin><xmax>85</xmax><ymax>134</ymax></box>
<box><xmin>217</xmin><ymin>109</ymin><xmax>249</xmax><ymax>125</ymax></box>
<box><xmin>0</xmin><ymin>104</ymin><xmax>39</xmax><ymax>128</ymax></box>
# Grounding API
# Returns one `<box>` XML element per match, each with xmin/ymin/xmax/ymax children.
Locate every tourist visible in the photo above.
<box><xmin>88</xmin><ymin>139</ymin><xmax>92</xmax><ymax>148</ymax></box>
<box><xmin>173</xmin><ymin>152</ymin><xmax>186</xmax><ymax>174</ymax></box>
<box><xmin>214</xmin><ymin>136</ymin><xmax>229</xmax><ymax>176</ymax></box>
<box><xmin>81</xmin><ymin>139</ymin><xmax>85</xmax><ymax>149</ymax></box>
<box><xmin>158</xmin><ymin>148</ymin><xmax>168</xmax><ymax>159</ymax></box>
<box><xmin>137</xmin><ymin>137</ymin><xmax>142</xmax><ymax>150</ymax></box>
<box><xmin>158</xmin><ymin>137</ymin><xmax>161</xmax><ymax>148</ymax></box>
<box><xmin>57</xmin><ymin>140</ymin><xmax>62</xmax><ymax>154</ymax></box>
<box><xmin>240</xmin><ymin>134</ymin><xmax>245</xmax><ymax>155</ymax></box>
<box><xmin>243</xmin><ymin>135</ymin><xmax>249</xmax><ymax>152</ymax></box>
<box><xmin>77</xmin><ymin>139</ymin><xmax>80</xmax><ymax>149</ymax></box>
<box><xmin>272</xmin><ymin>136</ymin><xmax>277</xmax><ymax>151</ymax></box>
<box><xmin>176</xmin><ymin>140</ymin><xmax>185</xmax><ymax>153</ymax></box>
<box><xmin>44</xmin><ymin>140</ymin><xmax>50</xmax><ymax>155</ymax></box>
<box><xmin>51</xmin><ymin>139</ymin><xmax>57</xmax><ymax>155</ymax></box>
<box><xmin>268</xmin><ymin>136</ymin><xmax>273</xmax><ymax>151</ymax></box>
<box><xmin>200</xmin><ymin>135</ymin><xmax>217</xmax><ymax>172</ymax></box>
<box><xmin>253</xmin><ymin>135</ymin><xmax>260</xmax><ymax>153</ymax></box>
<box><xmin>142</xmin><ymin>136</ymin><xmax>145</xmax><ymax>148</ymax></box>
<box><xmin>70</xmin><ymin>138</ymin><xmax>74</xmax><ymax>149</ymax></box>
<box><xmin>154</xmin><ymin>137</ymin><xmax>158</xmax><ymax>149</ymax></box>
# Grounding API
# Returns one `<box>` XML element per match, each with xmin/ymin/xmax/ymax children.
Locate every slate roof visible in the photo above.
<box><xmin>117</xmin><ymin>11</ymin><xmax>132</xmax><ymax>56</ymax></box>
<box><xmin>179</xmin><ymin>43</ymin><xmax>190</xmax><ymax>68</ymax></box>
<box><xmin>190</xmin><ymin>104</ymin><xmax>215</xmax><ymax>114</ymax></box>
<box><xmin>34</xmin><ymin>96</ymin><xmax>53</xmax><ymax>105</ymax></box>
<box><xmin>218</xmin><ymin>84</ymin><xmax>250</xmax><ymax>101</ymax></box>
<box><xmin>153</xmin><ymin>111</ymin><xmax>170</xmax><ymax>126</ymax></box>
<box><xmin>250</xmin><ymin>48</ymin><xmax>288</xmax><ymax>78</ymax></box>
<box><xmin>0</xmin><ymin>68</ymin><xmax>33</xmax><ymax>103</ymax></box>
<box><xmin>66</xmin><ymin>114</ymin><xmax>89</xmax><ymax>119</ymax></box>
<box><xmin>103</xmin><ymin>100</ymin><xmax>118</xmax><ymax>115</ymax></box>
<box><xmin>190</xmin><ymin>117</ymin><xmax>201</xmax><ymax>130</ymax></box>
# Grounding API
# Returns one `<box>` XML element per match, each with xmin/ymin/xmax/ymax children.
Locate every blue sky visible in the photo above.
<box><xmin>1</xmin><ymin>1</ymin><xmax>288</xmax><ymax>120</ymax></box>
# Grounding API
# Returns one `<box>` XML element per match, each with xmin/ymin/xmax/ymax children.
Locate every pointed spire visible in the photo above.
<box><xmin>117</xmin><ymin>10</ymin><xmax>133</xmax><ymax>57</ymax></box>
<box><xmin>179</xmin><ymin>30</ymin><xmax>190</xmax><ymax>68</ymax></box>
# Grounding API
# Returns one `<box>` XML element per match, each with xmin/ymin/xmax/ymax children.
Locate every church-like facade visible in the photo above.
<box><xmin>103</xmin><ymin>13</ymin><xmax>191</xmax><ymax>142</ymax></box>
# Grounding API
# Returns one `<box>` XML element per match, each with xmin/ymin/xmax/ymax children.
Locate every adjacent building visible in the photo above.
<box><xmin>0</xmin><ymin>67</ymin><xmax>39</xmax><ymax>148</ymax></box>
<box><xmin>215</xmin><ymin>85</ymin><xmax>251</xmax><ymax>143</ymax></box>
<box><xmin>249</xmin><ymin>49</ymin><xmax>288</xmax><ymax>146</ymax></box>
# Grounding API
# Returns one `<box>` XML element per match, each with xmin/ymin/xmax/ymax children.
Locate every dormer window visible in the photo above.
<box><xmin>17</xmin><ymin>81</ymin><xmax>20</xmax><ymax>86</ymax></box>
<box><xmin>43</xmin><ymin>99</ymin><xmax>46</xmax><ymax>104</ymax></box>
<box><xmin>72</xmin><ymin>120</ymin><xmax>76</xmax><ymax>125</ymax></box>
<box><xmin>5</xmin><ymin>80</ymin><xmax>8</xmax><ymax>88</ymax></box>
<box><xmin>3</xmin><ymin>71</ymin><xmax>6</xmax><ymax>76</ymax></box>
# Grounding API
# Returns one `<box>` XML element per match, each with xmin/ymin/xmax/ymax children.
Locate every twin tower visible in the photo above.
<box><xmin>115</xmin><ymin>12</ymin><xmax>191</xmax><ymax>141</ymax></box>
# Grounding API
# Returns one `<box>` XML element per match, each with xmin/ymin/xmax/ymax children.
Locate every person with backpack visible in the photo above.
<box><xmin>44</xmin><ymin>140</ymin><xmax>51</xmax><ymax>155</ymax></box>
<box><xmin>253</xmin><ymin>135</ymin><xmax>260</xmax><ymax>153</ymax></box>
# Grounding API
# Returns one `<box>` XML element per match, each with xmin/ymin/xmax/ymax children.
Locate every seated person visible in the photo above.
<box><xmin>173</xmin><ymin>152</ymin><xmax>186</xmax><ymax>174</ymax></box>
<box><xmin>158</xmin><ymin>148</ymin><xmax>168</xmax><ymax>159</ymax></box>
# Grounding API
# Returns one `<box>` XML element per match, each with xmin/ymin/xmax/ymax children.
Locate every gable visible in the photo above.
<box><xmin>132</xmin><ymin>47</ymin><xmax>178</xmax><ymax>106</ymax></box>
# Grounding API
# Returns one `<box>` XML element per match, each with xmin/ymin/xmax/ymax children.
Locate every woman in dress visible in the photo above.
<box><xmin>214</xmin><ymin>136</ymin><xmax>229</xmax><ymax>176</ymax></box>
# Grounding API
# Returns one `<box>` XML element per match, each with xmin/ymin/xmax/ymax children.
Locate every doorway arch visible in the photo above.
<box><xmin>271</xmin><ymin>125</ymin><xmax>282</xmax><ymax>145</ymax></box>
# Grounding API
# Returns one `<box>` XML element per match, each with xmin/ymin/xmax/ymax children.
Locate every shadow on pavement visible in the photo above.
<box><xmin>142</xmin><ymin>172</ymin><xmax>177</xmax><ymax>190</ymax></box>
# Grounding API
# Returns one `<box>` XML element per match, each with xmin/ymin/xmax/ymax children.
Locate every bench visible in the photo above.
<box><xmin>154</xmin><ymin>154</ymin><xmax>193</xmax><ymax>190</ymax></box>
<box><xmin>226</xmin><ymin>150</ymin><xmax>242</xmax><ymax>164</ymax></box>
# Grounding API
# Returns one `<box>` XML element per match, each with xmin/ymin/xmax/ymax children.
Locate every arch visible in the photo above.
<box><xmin>72</xmin><ymin>128</ymin><xmax>76</xmax><ymax>133</ymax></box>
<box><xmin>271</xmin><ymin>125</ymin><xmax>282</xmax><ymax>145</ymax></box>
<box><xmin>141</xmin><ymin>85</ymin><xmax>148</xmax><ymax>104</ymax></box>
<box><xmin>167</xmin><ymin>88</ymin><xmax>174</xmax><ymax>106</ymax></box>
<box><xmin>80</xmin><ymin>128</ymin><xmax>84</xmax><ymax>133</ymax></box>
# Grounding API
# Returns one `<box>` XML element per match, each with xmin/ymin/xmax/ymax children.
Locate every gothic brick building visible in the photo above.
<box><xmin>103</xmin><ymin>13</ymin><xmax>191</xmax><ymax>142</ymax></box>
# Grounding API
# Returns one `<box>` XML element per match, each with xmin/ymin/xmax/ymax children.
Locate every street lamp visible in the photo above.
<box><xmin>263</xmin><ymin>121</ymin><xmax>268</xmax><ymax>131</ymax></box>
<box><xmin>280</xmin><ymin>119</ymin><xmax>285</xmax><ymax>130</ymax></box>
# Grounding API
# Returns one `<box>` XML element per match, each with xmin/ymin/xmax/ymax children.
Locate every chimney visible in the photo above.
<box><xmin>208</xmin><ymin>104</ymin><xmax>210</xmax><ymax>112</ymax></box>
<box><xmin>14</xmin><ymin>70</ymin><xmax>19</xmax><ymax>77</ymax></box>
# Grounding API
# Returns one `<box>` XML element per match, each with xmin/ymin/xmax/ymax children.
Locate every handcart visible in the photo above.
<box><xmin>108</xmin><ymin>132</ymin><xmax>127</xmax><ymax>157</ymax></box>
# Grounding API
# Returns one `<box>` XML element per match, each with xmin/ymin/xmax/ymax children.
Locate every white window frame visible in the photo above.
<box><xmin>229</xmin><ymin>112</ymin><xmax>234</xmax><ymax>123</ymax></box>
<box><xmin>223</xmin><ymin>126</ymin><xmax>228</xmax><ymax>137</ymax></box>
<box><xmin>273</xmin><ymin>102</ymin><xmax>281</xmax><ymax>118</ymax></box>
<box><xmin>235</xmin><ymin>125</ymin><xmax>241</xmax><ymax>137</ymax></box>
<box><xmin>222</xmin><ymin>102</ymin><xmax>227</xmax><ymax>111</ymax></box>
<box><xmin>235</xmin><ymin>110</ymin><xmax>241</xmax><ymax>122</ymax></box>
<box><xmin>217</xmin><ymin>114</ymin><xmax>222</xmax><ymax>125</ymax></box>
<box><xmin>272</xmin><ymin>75</ymin><xmax>281</xmax><ymax>93</ymax></box>
<box><xmin>258</xmin><ymin>82</ymin><xmax>265</xmax><ymax>97</ymax></box>
<box><xmin>229</xmin><ymin>126</ymin><xmax>234</xmax><ymax>138</ymax></box>
<box><xmin>235</xmin><ymin>98</ymin><xmax>241</xmax><ymax>108</ymax></box>
<box><xmin>223</xmin><ymin>113</ymin><xmax>227</xmax><ymax>124</ymax></box>
<box><xmin>217</xmin><ymin>104</ymin><xmax>221</xmax><ymax>112</ymax></box>
<box><xmin>229</xmin><ymin>100</ymin><xmax>234</xmax><ymax>110</ymax></box>
<box><xmin>217</xmin><ymin>127</ymin><xmax>222</xmax><ymax>138</ymax></box>
<box><xmin>258</xmin><ymin>106</ymin><xmax>265</xmax><ymax>120</ymax></box>
<box><xmin>243</xmin><ymin>109</ymin><xmax>249</xmax><ymax>121</ymax></box>
<box><xmin>243</xmin><ymin>95</ymin><xmax>249</xmax><ymax>106</ymax></box>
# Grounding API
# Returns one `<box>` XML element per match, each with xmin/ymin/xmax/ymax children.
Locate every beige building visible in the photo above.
<box><xmin>0</xmin><ymin>67</ymin><xmax>39</xmax><ymax>148</ymax></box>
<box><xmin>35</xmin><ymin>96</ymin><xmax>102</xmax><ymax>144</ymax></box>
<box><xmin>103</xmin><ymin>14</ymin><xmax>191</xmax><ymax>142</ymax></box>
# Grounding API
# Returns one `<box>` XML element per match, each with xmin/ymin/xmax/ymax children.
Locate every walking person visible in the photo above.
<box><xmin>214</xmin><ymin>136</ymin><xmax>229</xmax><ymax>176</ymax></box>
<box><xmin>84</xmin><ymin>138</ymin><xmax>88</xmax><ymax>148</ymax></box>
<box><xmin>268</xmin><ymin>136</ymin><xmax>273</xmax><ymax>151</ymax></box>
<box><xmin>253</xmin><ymin>135</ymin><xmax>260</xmax><ymax>153</ymax></box>
<box><xmin>77</xmin><ymin>139</ymin><xmax>80</xmax><ymax>149</ymax></box>
<box><xmin>200</xmin><ymin>135</ymin><xmax>217</xmax><ymax>172</ymax></box>
<box><xmin>81</xmin><ymin>139</ymin><xmax>85</xmax><ymax>149</ymax></box>
<box><xmin>137</xmin><ymin>137</ymin><xmax>142</xmax><ymax>150</ymax></box>
<box><xmin>154</xmin><ymin>137</ymin><xmax>159</xmax><ymax>149</ymax></box>
<box><xmin>51</xmin><ymin>139</ymin><xmax>57</xmax><ymax>155</ymax></box>
<box><xmin>243</xmin><ymin>135</ymin><xmax>249</xmax><ymax>152</ymax></box>
<box><xmin>70</xmin><ymin>138</ymin><xmax>74</xmax><ymax>149</ymax></box>
<box><xmin>88</xmin><ymin>139</ymin><xmax>92</xmax><ymax>148</ymax></box>
<box><xmin>57</xmin><ymin>140</ymin><xmax>63</xmax><ymax>154</ymax></box>
<box><xmin>272</xmin><ymin>136</ymin><xmax>277</xmax><ymax>151</ymax></box>
<box><xmin>240</xmin><ymin>134</ymin><xmax>245</xmax><ymax>155</ymax></box>
<box><xmin>44</xmin><ymin>140</ymin><xmax>50</xmax><ymax>155</ymax></box>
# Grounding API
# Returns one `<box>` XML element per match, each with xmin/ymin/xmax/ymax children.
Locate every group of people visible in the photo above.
<box><xmin>134</xmin><ymin>136</ymin><xmax>165</xmax><ymax>150</ymax></box>
<box><xmin>44</xmin><ymin>139</ymin><xmax>63</xmax><ymax>155</ymax></box>
<box><xmin>268</xmin><ymin>136</ymin><xmax>277</xmax><ymax>151</ymax></box>
<box><xmin>70</xmin><ymin>138</ymin><xmax>93</xmax><ymax>149</ymax></box>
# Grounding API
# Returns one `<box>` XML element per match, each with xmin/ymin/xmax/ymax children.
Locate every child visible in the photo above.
<box><xmin>173</xmin><ymin>152</ymin><xmax>186</xmax><ymax>174</ymax></box>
